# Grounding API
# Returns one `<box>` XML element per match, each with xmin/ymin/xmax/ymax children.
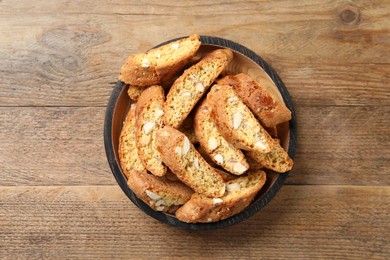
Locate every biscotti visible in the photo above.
<box><xmin>217</xmin><ymin>73</ymin><xmax>291</xmax><ymax>127</ymax></box>
<box><xmin>163</xmin><ymin>48</ymin><xmax>233</xmax><ymax>128</ymax></box>
<box><xmin>117</xmin><ymin>37</ymin><xmax>295</xmax><ymax>222</ymax></box>
<box><xmin>156</xmin><ymin>126</ymin><xmax>226</xmax><ymax>198</ymax></box>
<box><xmin>207</xmin><ymin>84</ymin><xmax>274</xmax><ymax>154</ymax></box>
<box><xmin>194</xmin><ymin>98</ymin><xmax>249</xmax><ymax>175</ymax></box>
<box><xmin>118</xmin><ymin>103</ymin><xmax>146</xmax><ymax>178</ymax></box>
<box><xmin>175</xmin><ymin>170</ymin><xmax>266</xmax><ymax>223</ymax></box>
<box><xmin>127</xmin><ymin>170</ymin><xmax>194</xmax><ymax>214</ymax></box>
<box><xmin>119</xmin><ymin>34</ymin><xmax>201</xmax><ymax>86</ymax></box>
<box><xmin>247</xmin><ymin>139</ymin><xmax>293</xmax><ymax>173</ymax></box>
<box><xmin>135</xmin><ymin>85</ymin><xmax>167</xmax><ymax>177</ymax></box>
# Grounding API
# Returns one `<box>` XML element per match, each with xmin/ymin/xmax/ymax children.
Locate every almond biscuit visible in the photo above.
<box><xmin>135</xmin><ymin>85</ymin><xmax>167</xmax><ymax>177</ymax></box>
<box><xmin>119</xmin><ymin>34</ymin><xmax>201</xmax><ymax>86</ymax></box>
<box><xmin>156</xmin><ymin>126</ymin><xmax>226</xmax><ymax>198</ymax></box>
<box><xmin>207</xmin><ymin>84</ymin><xmax>274</xmax><ymax>154</ymax></box>
<box><xmin>163</xmin><ymin>48</ymin><xmax>233</xmax><ymax>128</ymax></box>
<box><xmin>175</xmin><ymin>170</ymin><xmax>266</xmax><ymax>223</ymax></box>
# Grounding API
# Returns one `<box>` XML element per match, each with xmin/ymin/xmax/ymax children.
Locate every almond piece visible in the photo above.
<box><xmin>156</xmin><ymin>206</ymin><xmax>165</xmax><ymax>211</ymax></box>
<box><xmin>195</xmin><ymin>82</ymin><xmax>204</xmax><ymax>92</ymax></box>
<box><xmin>208</xmin><ymin>137</ymin><xmax>219</xmax><ymax>150</ymax></box>
<box><xmin>182</xmin><ymin>136</ymin><xmax>191</xmax><ymax>154</ymax></box>
<box><xmin>193</xmin><ymin>157</ymin><xmax>200</xmax><ymax>169</ymax></box>
<box><xmin>143</xmin><ymin>121</ymin><xmax>156</xmax><ymax>134</ymax></box>
<box><xmin>141</xmin><ymin>58</ymin><xmax>150</xmax><ymax>68</ymax></box>
<box><xmin>254</xmin><ymin>140</ymin><xmax>267</xmax><ymax>150</ymax></box>
<box><xmin>227</xmin><ymin>182</ymin><xmax>241</xmax><ymax>192</ymax></box>
<box><xmin>172</xmin><ymin>43</ymin><xmax>180</xmax><ymax>49</ymax></box>
<box><xmin>214</xmin><ymin>154</ymin><xmax>224</xmax><ymax>164</ymax></box>
<box><xmin>232</xmin><ymin>112</ymin><xmax>243</xmax><ymax>129</ymax></box>
<box><xmin>213</xmin><ymin>198</ymin><xmax>223</xmax><ymax>205</ymax></box>
<box><xmin>233</xmin><ymin>163</ymin><xmax>248</xmax><ymax>174</ymax></box>
<box><xmin>181</xmin><ymin>91</ymin><xmax>192</xmax><ymax>97</ymax></box>
<box><xmin>155</xmin><ymin>199</ymin><xmax>165</xmax><ymax>206</ymax></box>
<box><xmin>228</xmin><ymin>97</ymin><xmax>238</xmax><ymax>103</ymax></box>
<box><xmin>145</xmin><ymin>190</ymin><xmax>161</xmax><ymax>200</ymax></box>
<box><xmin>155</xmin><ymin>109</ymin><xmax>164</xmax><ymax>118</ymax></box>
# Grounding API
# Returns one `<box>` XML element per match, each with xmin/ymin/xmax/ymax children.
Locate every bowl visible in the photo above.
<box><xmin>104</xmin><ymin>35</ymin><xmax>297</xmax><ymax>230</ymax></box>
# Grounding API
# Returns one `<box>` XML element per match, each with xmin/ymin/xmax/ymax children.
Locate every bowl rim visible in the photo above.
<box><xmin>104</xmin><ymin>35</ymin><xmax>297</xmax><ymax>230</ymax></box>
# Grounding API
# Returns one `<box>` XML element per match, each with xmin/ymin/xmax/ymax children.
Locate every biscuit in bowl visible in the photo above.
<box><xmin>104</xmin><ymin>35</ymin><xmax>297</xmax><ymax>230</ymax></box>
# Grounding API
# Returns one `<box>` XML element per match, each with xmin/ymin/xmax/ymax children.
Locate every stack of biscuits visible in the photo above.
<box><xmin>118</xmin><ymin>34</ymin><xmax>293</xmax><ymax>223</ymax></box>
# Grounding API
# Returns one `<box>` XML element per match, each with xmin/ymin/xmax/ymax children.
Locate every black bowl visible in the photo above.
<box><xmin>104</xmin><ymin>36</ymin><xmax>297</xmax><ymax>230</ymax></box>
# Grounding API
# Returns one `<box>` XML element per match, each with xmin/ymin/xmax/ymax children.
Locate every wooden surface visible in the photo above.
<box><xmin>0</xmin><ymin>0</ymin><xmax>389</xmax><ymax>259</ymax></box>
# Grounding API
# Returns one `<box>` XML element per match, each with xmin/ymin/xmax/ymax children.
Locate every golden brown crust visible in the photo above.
<box><xmin>217</xmin><ymin>73</ymin><xmax>291</xmax><ymax>128</ymax></box>
<box><xmin>163</xmin><ymin>49</ymin><xmax>233</xmax><ymax>128</ymax></box>
<box><xmin>118</xmin><ymin>104</ymin><xmax>147</xmax><ymax>178</ymax></box>
<box><xmin>119</xmin><ymin>34</ymin><xmax>201</xmax><ymax>86</ymax></box>
<box><xmin>127</xmin><ymin>170</ymin><xmax>194</xmax><ymax>214</ymax></box>
<box><xmin>175</xmin><ymin>170</ymin><xmax>266</xmax><ymax>223</ymax></box>
<box><xmin>156</xmin><ymin>126</ymin><xmax>226</xmax><ymax>198</ymax></box>
<box><xmin>135</xmin><ymin>85</ymin><xmax>167</xmax><ymax>177</ymax></box>
<box><xmin>207</xmin><ymin>84</ymin><xmax>274</xmax><ymax>154</ymax></box>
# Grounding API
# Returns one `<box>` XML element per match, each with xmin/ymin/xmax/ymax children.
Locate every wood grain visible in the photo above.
<box><xmin>0</xmin><ymin>107</ymin><xmax>115</xmax><ymax>186</ymax></box>
<box><xmin>289</xmin><ymin>105</ymin><xmax>390</xmax><ymax>185</ymax></box>
<box><xmin>0</xmin><ymin>106</ymin><xmax>388</xmax><ymax>186</ymax></box>
<box><xmin>280</xmin><ymin>63</ymin><xmax>390</xmax><ymax>107</ymax></box>
<box><xmin>0</xmin><ymin>185</ymin><xmax>388</xmax><ymax>259</ymax></box>
<box><xmin>1</xmin><ymin>0</ymin><xmax>388</xmax><ymax>62</ymax></box>
<box><xmin>1</xmin><ymin>0</ymin><xmax>389</xmax><ymax>258</ymax></box>
<box><xmin>1</xmin><ymin>60</ymin><xmax>388</xmax><ymax>107</ymax></box>
<box><xmin>0</xmin><ymin>1</ymin><xmax>389</xmax><ymax>107</ymax></box>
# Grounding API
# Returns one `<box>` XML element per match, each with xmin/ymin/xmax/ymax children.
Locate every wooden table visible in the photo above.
<box><xmin>1</xmin><ymin>1</ymin><xmax>389</xmax><ymax>258</ymax></box>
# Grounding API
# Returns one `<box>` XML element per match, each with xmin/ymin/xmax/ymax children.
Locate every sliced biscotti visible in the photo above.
<box><xmin>247</xmin><ymin>139</ymin><xmax>293</xmax><ymax>173</ymax></box>
<box><xmin>127</xmin><ymin>170</ymin><xmax>194</xmax><ymax>214</ymax></box>
<box><xmin>156</xmin><ymin>126</ymin><xmax>226</xmax><ymax>198</ymax></box>
<box><xmin>175</xmin><ymin>170</ymin><xmax>267</xmax><ymax>223</ymax></box>
<box><xmin>207</xmin><ymin>84</ymin><xmax>274</xmax><ymax>154</ymax></box>
<box><xmin>217</xmin><ymin>73</ymin><xmax>291</xmax><ymax>128</ymax></box>
<box><xmin>135</xmin><ymin>85</ymin><xmax>167</xmax><ymax>177</ymax></box>
<box><xmin>119</xmin><ymin>34</ymin><xmax>201</xmax><ymax>86</ymax></box>
<box><xmin>118</xmin><ymin>103</ymin><xmax>146</xmax><ymax>178</ymax></box>
<box><xmin>126</xmin><ymin>55</ymin><xmax>204</xmax><ymax>99</ymax></box>
<box><xmin>163</xmin><ymin>48</ymin><xmax>234</xmax><ymax>128</ymax></box>
<box><xmin>194</xmin><ymin>98</ymin><xmax>249</xmax><ymax>175</ymax></box>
